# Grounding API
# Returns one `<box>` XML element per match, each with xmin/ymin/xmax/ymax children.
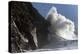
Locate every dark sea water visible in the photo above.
<box><xmin>31</xmin><ymin>3</ymin><xmax>78</xmax><ymax>51</ymax></box>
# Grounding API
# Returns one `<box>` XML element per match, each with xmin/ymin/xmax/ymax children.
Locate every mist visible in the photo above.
<box><xmin>46</xmin><ymin>7</ymin><xmax>77</xmax><ymax>41</ymax></box>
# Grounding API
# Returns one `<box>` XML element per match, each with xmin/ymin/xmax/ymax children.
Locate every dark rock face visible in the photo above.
<box><xmin>9</xmin><ymin>1</ymin><xmax>49</xmax><ymax>53</ymax></box>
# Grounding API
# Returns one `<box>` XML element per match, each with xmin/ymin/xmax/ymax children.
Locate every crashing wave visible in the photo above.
<box><xmin>46</xmin><ymin>7</ymin><xmax>77</xmax><ymax>41</ymax></box>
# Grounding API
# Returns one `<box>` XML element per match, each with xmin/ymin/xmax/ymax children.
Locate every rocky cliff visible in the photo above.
<box><xmin>9</xmin><ymin>1</ymin><xmax>50</xmax><ymax>53</ymax></box>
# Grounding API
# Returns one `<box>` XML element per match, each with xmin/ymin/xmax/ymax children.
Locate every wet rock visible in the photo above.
<box><xmin>9</xmin><ymin>1</ymin><xmax>49</xmax><ymax>53</ymax></box>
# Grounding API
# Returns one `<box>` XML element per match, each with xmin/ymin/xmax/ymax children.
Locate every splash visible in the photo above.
<box><xmin>46</xmin><ymin>7</ymin><xmax>77</xmax><ymax>40</ymax></box>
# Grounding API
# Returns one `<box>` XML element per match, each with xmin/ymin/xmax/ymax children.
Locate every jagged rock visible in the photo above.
<box><xmin>9</xmin><ymin>1</ymin><xmax>50</xmax><ymax>53</ymax></box>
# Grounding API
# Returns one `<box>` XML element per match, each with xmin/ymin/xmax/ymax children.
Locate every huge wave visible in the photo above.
<box><xmin>46</xmin><ymin>7</ymin><xmax>77</xmax><ymax>41</ymax></box>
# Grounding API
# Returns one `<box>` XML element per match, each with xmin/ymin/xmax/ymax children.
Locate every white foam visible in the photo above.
<box><xmin>46</xmin><ymin>7</ymin><xmax>77</xmax><ymax>40</ymax></box>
